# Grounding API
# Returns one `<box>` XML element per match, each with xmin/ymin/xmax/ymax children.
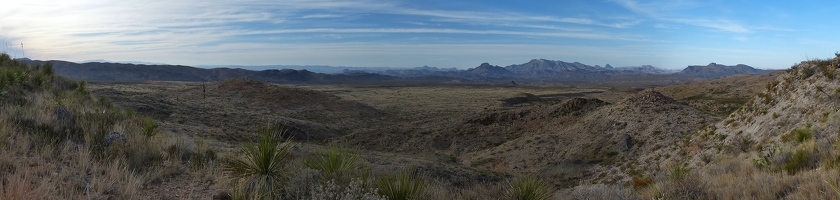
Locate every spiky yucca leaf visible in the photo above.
<box><xmin>304</xmin><ymin>147</ymin><xmax>364</xmax><ymax>183</ymax></box>
<box><xmin>505</xmin><ymin>176</ymin><xmax>552</xmax><ymax>200</ymax></box>
<box><xmin>376</xmin><ymin>171</ymin><xmax>425</xmax><ymax>200</ymax></box>
<box><xmin>224</xmin><ymin>126</ymin><xmax>295</xmax><ymax>199</ymax></box>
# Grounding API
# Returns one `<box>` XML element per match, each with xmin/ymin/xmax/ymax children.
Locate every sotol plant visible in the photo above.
<box><xmin>376</xmin><ymin>171</ymin><xmax>426</xmax><ymax>200</ymax></box>
<box><xmin>224</xmin><ymin>126</ymin><xmax>296</xmax><ymax>199</ymax></box>
<box><xmin>505</xmin><ymin>176</ymin><xmax>553</xmax><ymax>200</ymax></box>
<box><xmin>304</xmin><ymin>147</ymin><xmax>366</xmax><ymax>183</ymax></box>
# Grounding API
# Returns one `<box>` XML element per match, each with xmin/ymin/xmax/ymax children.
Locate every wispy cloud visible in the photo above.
<box><xmin>1</xmin><ymin>0</ymin><xmax>816</xmax><ymax>69</ymax></box>
<box><xmin>241</xmin><ymin>28</ymin><xmax>642</xmax><ymax>41</ymax></box>
<box><xmin>301</xmin><ymin>14</ymin><xmax>346</xmax><ymax>19</ymax></box>
<box><xmin>668</xmin><ymin>18</ymin><xmax>749</xmax><ymax>33</ymax></box>
<box><xmin>391</xmin><ymin>8</ymin><xmax>641</xmax><ymax>29</ymax></box>
<box><xmin>1</xmin><ymin>0</ymin><xmax>648</xmax><ymax>60</ymax></box>
<box><xmin>610</xmin><ymin>0</ymin><xmax>750</xmax><ymax>33</ymax></box>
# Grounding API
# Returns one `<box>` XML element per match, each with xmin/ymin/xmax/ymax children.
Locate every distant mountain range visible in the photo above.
<box><xmin>24</xmin><ymin>60</ymin><xmax>397</xmax><ymax>84</ymax></box>
<box><xmin>21</xmin><ymin>58</ymin><xmax>776</xmax><ymax>84</ymax></box>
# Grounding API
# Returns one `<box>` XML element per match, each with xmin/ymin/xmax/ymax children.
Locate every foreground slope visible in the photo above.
<box><xmin>0</xmin><ymin>54</ymin><xmax>177</xmax><ymax>199</ymax></box>
<box><xmin>611</xmin><ymin>55</ymin><xmax>840</xmax><ymax>199</ymax></box>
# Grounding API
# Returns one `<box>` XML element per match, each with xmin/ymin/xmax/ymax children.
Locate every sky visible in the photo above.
<box><xmin>1</xmin><ymin>0</ymin><xmax>838</xmax><ymax>69</ymax></box>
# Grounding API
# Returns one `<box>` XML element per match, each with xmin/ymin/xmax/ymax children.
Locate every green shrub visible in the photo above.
<box><xmin>504</xmin><ymin>176</ymin><xmax>552</xmax><ymax>200</ymax></box>
<box><xmin>800</xmin><ymin>65</ymin><xmax>816</xmax><ymax>80</ymax></box>
<box><xmin>670</xmin><ymin>164</ymin><xmax>692</xmax><ymax>181</ymax></box>
<box><xmin>376</xmin><ymin>171</ymin><xmax>426</xmax><ymax>200</ymax></box>
<box><xmin>783</xmin><ymin>149</ymin><xmax>811</xmax><ymax>174</ymax></box>
<box><xmin>224</xmin><ymin>126</ymin><xmax>296</xmax><ymax>199</ymax></box>
<box><xmin>782</xmin><ymin>129</ymin><xmax>813</xmax><ymax>143</ymax></box>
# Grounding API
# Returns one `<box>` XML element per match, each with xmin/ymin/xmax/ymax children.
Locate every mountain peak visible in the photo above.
<box><xmin>466</xmin><ymin>63</ymin><xmax>512</xmax><ymax>77</ymax></box>
<box><xmin>477</xmin><ymin>62</ymin><xmax>495</xmax><ymax>68</ymax></box>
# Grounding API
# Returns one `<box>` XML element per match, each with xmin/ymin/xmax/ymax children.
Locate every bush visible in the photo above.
<box><xmin>731</xmin><ymin>136</ymin><xmax>753</xmax><ymax>153</ymax></box>
<box><xmin>310</xmin><ymin>179</ymin><xmax>385</xmax><ymax>200</ymax></box>
<box><xmin>670</xmin><ymin>164</ymin><xmax>692</xmax><ymax>181</ymax></box>
<box><xmin>782</xmin><ymin>129</ymin><xmax>812</xmax><ymax>143</ymax></box>
<box><xmin>783</xmin><ymin>149</ymin><xmax>811</xmax><ymax>174</ymax></box>
<box><xmin>504</xmin><ymin>176</ymin><xmax>553</xmax><ymax>200</ymax></box>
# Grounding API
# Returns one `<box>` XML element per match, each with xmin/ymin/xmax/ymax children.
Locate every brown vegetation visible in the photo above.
<box><xmin>12</xmin><ymin>52</ymin><xmax>840</xmax><ymax>199</ymax></box>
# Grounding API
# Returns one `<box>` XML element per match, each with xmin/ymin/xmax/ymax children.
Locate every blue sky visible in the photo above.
<box><xmin>1</xmin><ymin>0</ymin><xmax>838</xmax><ymax>69</ymax></box>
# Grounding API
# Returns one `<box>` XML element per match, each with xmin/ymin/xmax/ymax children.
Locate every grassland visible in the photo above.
<box><xmin>20</xmin><ymin>50</ymin><xmax>840</xmax><ymax>199</ymax></box>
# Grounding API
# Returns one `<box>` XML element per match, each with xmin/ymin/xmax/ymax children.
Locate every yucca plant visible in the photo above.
<box><xmin>505</xmin><ymin>176</ymin><xmax>552</xmax><ymax>200</ymax></box>
<box><xmin>304</xmin><ymin>147</ymin><xmax>365</xmax><ymax>183</ymax></box>
<box><xmin>376</xmin><ymin>171</ymin><xmax>425</xmax><ymax>200</ymax></box>
<box><xmin>224</xmin><ymin>126</ymin><xmax>295</xmax><ymax>199</ymax></box>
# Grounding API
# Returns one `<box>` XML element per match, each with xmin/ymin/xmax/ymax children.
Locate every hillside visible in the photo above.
<box><xmin>676</xmin><ymin>62</ymin><xmax>774</xmax><ymax>79</ymax></box>
<box><xmin>0</xmin><ymin>54</ymin><xmax>180</xmax><ymax>199</ymax></box>
<box><xmin>92</xmin><ymin>78</ymin><xmax>384</xmax><ymax>142</ymax></box>
<box><xmin>14</xmin><ymin>51</ymin><xmax>840</xmax><ymax>199</ymax></box>
<box><xmin>23</xmin><ymin>60</ymin><xmax>397</xmax><ymax>84</ymax></box>
<box><xmin>692</xmin><ymin>55</ymin><xmax>840</xmax><ymax>164</ymax></box>
<box><xmin>659</xmin><ymin>71</ymin><xmax>783</xmax><ymax>115</ymax></box>
<box><xmin>337</xmin><ymin>85</ymin><xmax>717</xmax><ymax>188</ymax></box>
<box><xmin>627</xmin><ymin>55</ymin><xmax>840</xmax><ymax>199</ymax></box>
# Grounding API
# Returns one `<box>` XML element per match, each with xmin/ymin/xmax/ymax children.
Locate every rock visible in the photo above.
<box><xmin>103</xmin><ymin>131</ymin><xmax>126</xmax><ymax>146</ymax></box>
